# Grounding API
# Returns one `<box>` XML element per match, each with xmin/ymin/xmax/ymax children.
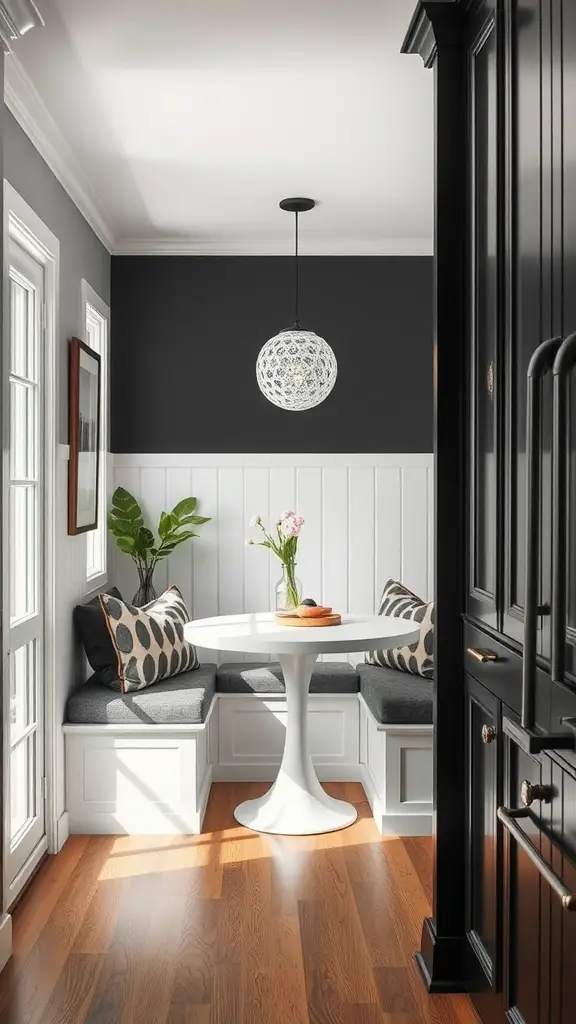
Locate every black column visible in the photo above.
<box><xmin>402</xmin><ymin>1</ymin><xmax>469</xmax><ymax>991</ymax></box>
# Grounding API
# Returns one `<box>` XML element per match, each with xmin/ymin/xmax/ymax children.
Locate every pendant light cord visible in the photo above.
<box><xmin>294</xmin><ymin>210</ymin><xmax>300</xmax><ymax>328</ymax></box>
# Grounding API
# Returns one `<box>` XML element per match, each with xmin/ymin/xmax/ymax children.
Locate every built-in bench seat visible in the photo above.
<box><xmin>357</xmin><ymin>663</ymin><xmax>433</xmax><ymax>724</ymax></box>
<box><xmin>63</xmin><ymin>659</ymin><xmax>433</xmax><ymax>838</ymax></box>
<box><xmin>216</xmin><ymin>660</ymin><xmax>359</xmax><ymax>694</ymax></box>
<box><xmin>66</xmin><ymin>666</ymin><xmax>217</xmax><ymax>725</ymax></box>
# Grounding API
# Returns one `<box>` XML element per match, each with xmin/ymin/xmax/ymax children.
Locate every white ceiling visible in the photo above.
<box><xmin>7</xmin><ymin>0</ymin><xmax>433</xmax><ymax>254</ymax></box>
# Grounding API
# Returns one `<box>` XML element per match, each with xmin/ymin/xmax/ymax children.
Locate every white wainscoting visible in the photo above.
<box><xmin>112</xmin><ymin>453</ymin><xmax>434</xmax><ymax>663</ymax></box>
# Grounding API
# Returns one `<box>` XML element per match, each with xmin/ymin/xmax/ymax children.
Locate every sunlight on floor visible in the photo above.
<box><xmin>98</xmin><ymin>801</ymin><xmax>391</xmax><ymax>880</ymax></box>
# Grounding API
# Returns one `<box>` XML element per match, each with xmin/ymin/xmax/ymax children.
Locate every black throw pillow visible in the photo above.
<box><xmin>74</xmin><ymin>587</ymin><xmax>124</xmax><ymax>685</ymax></box>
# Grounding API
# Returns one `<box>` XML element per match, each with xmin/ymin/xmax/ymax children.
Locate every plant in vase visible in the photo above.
<box><xmin>247</xmin><ymin>511</ymin><xmax>305</xmax><ymax>610</ymax></box>
<box><xmin>108</xmin><ymin>487</ymin><xmax>211</xmax><ymax>606</ymax></box>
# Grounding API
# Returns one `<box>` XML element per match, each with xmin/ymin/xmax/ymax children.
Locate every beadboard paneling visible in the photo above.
<box><xmin>113</xmin><ymin>454</ymin><xmax>434</xmax><ymax>664</ymax></box>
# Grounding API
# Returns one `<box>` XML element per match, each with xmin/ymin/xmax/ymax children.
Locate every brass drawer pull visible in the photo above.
<box><xmin>467</xmin><ymin>647</ymin><xmax>498</xmax><ymax>663</ymax></box>
<box><xmin>482</xmin><ymin>724</ymin><xmax>497</xmax><ymax>745</ymax></box>
<box><xmin>497</xmin><ymin>806</ymin><xmax>576</xmax><ymax>911</ymax></box>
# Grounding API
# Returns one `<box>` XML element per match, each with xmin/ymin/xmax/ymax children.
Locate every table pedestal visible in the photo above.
<box><xmin>233</xmin><ymin>653</ymin><xmax>358</xmax><ymax>835</ymax></box>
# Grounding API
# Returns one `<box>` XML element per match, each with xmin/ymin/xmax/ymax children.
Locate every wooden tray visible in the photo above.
<box><xmin>274</xmin><ymin>613</ymin><xmax>342</xmax><ymax>627</ymax></box>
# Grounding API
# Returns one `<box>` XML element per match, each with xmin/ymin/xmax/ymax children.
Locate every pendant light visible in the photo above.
<box><xmin>256</xmin><ymin>198</ymin><xmax>337</xmax><ymax>411</ymax></box>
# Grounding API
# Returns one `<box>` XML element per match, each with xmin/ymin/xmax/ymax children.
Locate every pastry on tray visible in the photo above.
<box><xmin>297</xmin><ymin>599</ymin><xmax>332</xmax><ymax>617</ymax></box>
<box><xmin>275</xmin><ymin>600</ymin><xmax>341</xmax><ymax>626</ymax></box>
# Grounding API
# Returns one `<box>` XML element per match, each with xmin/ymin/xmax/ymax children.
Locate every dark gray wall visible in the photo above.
<box><xmin>111</xmin><ymin>255</ymin><xmax>433</xmax><ymax>453</ymax></box>
<box><xmin>3</xmin><ymin>109</ymin><xmax>111</xmax><ymax>442</ymax></box>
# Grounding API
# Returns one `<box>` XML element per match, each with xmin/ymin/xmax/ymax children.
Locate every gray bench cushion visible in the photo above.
<box><xmin>66</xmin><ymin>665</ymin><xmax>217</xmax><ymax>725</ymax></box>
<box><xmin>357</xmin><ymin>663</ymin><xmax>433</xmax><ymax>724</ymax></box>
<box><xmin>216</xmin><ymin>661</ymin><xmax>359</xmax><ymax>694</ymax></box>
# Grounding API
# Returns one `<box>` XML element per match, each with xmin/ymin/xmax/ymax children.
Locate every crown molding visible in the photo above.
<box><xmin>4</xmin><ymin>54</ymin><xmax>115</xmax><ymax>251</ymax></box>
<box><xmin>113</xmin><ymin>236</ymin><xmax>434</xmax><ymax>257</ymax></box>
<box><xmin>0</xmin><ymin>1</ymin><xmax>43</xmax><ymax>53</ymax></box>
<box><xmin>401</xmin><ymin>4</ymin><xmax>437</xmax><ymax>67</ymax></box>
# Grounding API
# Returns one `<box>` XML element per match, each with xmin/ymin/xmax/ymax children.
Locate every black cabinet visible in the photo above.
<box><xmin>402</xmin><ymin>0</ymin><xmax>576</xmax><ymax>1016</ymax></box>
<box><xmin>554</xmin><ymin>0</ymin><xmax>576</xmax><ymax>683</ymax></box>
<box><xmin>465</xmin><ymin>675</ymin><xmax>504</xmax><ymax>1023</ymax></box>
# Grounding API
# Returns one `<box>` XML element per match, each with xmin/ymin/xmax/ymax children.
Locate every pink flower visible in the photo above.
<box><xmin>280</xmin><ymin>514</ymin><xmax>305</xmax><ymax>538</ymax></box>
<box><xmin>279</xmin><ymin>510</ymin><xmax>295</xmax><ymax>522</ymax></box>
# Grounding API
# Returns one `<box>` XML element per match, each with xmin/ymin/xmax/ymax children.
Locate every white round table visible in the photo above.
<box><xmin>184</xmin><ymin>612</ymin><xmax>419</xmax><ymax>836</ymax></box>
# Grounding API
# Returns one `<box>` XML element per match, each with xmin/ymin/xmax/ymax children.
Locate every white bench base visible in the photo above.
<box><xmin>63</xmin><ymin>693</ymin><xmax>432</xmax><ymax>837</ymax></box>
<box><xmin>359</xmin><ymin>694</ymin><xmax>433</xmax><ymax>836</ymax></box>
<box><xmin>63</xmin><ymin>700</ymin><xmax>216</xmax><ymax>835</ymax></box>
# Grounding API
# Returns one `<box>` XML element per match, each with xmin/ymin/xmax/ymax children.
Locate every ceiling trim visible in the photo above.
<box><xmin>113</xmin><ymin>237</ymin><xmax>434</xmax><ymax>257</ymax></box>
<box><xmin>4</xmin><ymin>54</ymin><xmax>115</xmax><ymax>251</ymax></box>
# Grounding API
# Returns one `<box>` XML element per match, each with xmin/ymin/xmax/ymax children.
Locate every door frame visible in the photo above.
<box><xmin>2</xmin><ymin>182</ymin><xmax>59</xmax><ymax>907</ymax></box>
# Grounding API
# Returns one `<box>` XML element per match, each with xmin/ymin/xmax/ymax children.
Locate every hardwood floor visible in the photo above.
<box><xmin>0</xmin><ymin>783</ymin><xmax>478</xmax><ymax>1023</ymax></box>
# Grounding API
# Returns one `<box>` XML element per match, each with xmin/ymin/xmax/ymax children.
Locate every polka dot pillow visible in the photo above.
<box><xmin>365</xmin><ymin>578</ymin><xmax>434</xmax><ymax>679</ymax></box>
<box><xmin>99</xmin><ymin>586</ymin><xmax>199</xmax><ymax>693</ymax></box>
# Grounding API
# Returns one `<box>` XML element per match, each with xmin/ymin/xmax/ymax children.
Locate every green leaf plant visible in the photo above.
<box><xmin>108</xmin><ymin>487</ymin><xmax>211</xmax><ymax>580</ymax></box>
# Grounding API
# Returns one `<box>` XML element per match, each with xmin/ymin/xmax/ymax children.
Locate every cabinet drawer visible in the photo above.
<box><xmin>464</xmin><ymin>622</ymin><xmax>522</xmax><ymax>709</ymax></box>
<box><xmin>464</xmin><ymin>622</ymin><xmax>551</xmax><ymax>730</ymax></box>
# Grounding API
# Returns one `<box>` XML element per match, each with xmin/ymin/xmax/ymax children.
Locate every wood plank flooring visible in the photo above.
<box><xmin>0</xmin><ymin>783</ymin><xmax>478</xmax><ymax>1023</ymax></box>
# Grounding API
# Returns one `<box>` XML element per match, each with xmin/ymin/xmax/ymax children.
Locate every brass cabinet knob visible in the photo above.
<box><xmin>467</xmin><ymin>647</ymin><xmax>498</xmax><ymax>663</ymax></box>
<box><xmin>520</xmin><ymin>780</ymin><xmax>553</xmax><ymax>806</ymax></box>
<box><xmin>482</xmin><ymin>724</ymin><xmax>497</xmax><ymax>745</ymax></box>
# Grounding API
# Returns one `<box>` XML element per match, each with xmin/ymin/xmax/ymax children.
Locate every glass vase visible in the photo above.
<box><xmin>275</xmin><ymin>562</ymin><xmax>302</xmax><ymax>611</ymax></box>
<box><xmin>133</xmin><ymin>565</ymin><xmax>157</xmax><ymax>607</ymax></box>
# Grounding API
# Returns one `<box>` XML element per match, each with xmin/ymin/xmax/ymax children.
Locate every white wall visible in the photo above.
<box><xmin>112</xmin><ymin>453</ymin><xmax>434</xmax><ymax>663</ymax></box>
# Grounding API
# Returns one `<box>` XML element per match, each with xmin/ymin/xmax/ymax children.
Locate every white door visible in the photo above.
<box><xmin>3</xmin><ymin>238</ymin><xmax>46</xmax><ymax>899</ymax></box>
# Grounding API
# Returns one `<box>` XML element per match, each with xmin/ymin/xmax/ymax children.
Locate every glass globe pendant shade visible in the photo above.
<box><xmin>256</xmin><ymin>328</ymin><xmax>337</xmax><ymax>412</ymax></box>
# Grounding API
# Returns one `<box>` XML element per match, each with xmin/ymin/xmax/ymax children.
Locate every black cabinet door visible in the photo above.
<box><xmin>466</xmin><ymin>2</ymin><xmax>500</xmax><ymax>630</ymax></box>
<box><xmin>502</xmin><ymin>734</ymin><xmax>552</xmax><ymax>1023</ymax></box>
<box><xmin>549</xmin><ymin>761</ymin><xmax>576</xmax><ymax>1022</ymax></box>
<box><xmin>465</xmin><ymin>675</ymin><xmax>506</xmax><ymax>1023</ymax></box>
<box><xmin>563</xmin><ymin>0</ymin><xmax>576</xmax><ymax>685</ymax></box>
<box><xmin>502</xmin><ymin>0</ymin><xmax>553</xmax><ymax>647</ymax></box>
<box><xmin>549</xmin><ymin>0</ymin><xmax>576</xmax><ymax>683</ymax></box>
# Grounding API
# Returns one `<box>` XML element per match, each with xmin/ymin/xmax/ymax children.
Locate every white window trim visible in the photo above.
<box><xmin>81</xmin><ymin>279</ymin><xmax>110</xmax><ymax>595</ymax></box>
<box><xmin>2</xmin><ymin>181</ymin><xmax>60</xmax><ymax>892</ymax></box>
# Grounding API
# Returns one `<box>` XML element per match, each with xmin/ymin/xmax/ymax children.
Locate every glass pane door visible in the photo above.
<box><xmin>4</xmin><ymin>240</ymin><xmax>46</xmax><ymax>897</ymax></box>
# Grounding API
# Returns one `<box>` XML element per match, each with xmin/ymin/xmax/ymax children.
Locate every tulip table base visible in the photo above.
<box><xmin>233</xmin><ymin>653</ymin><xmax>357</xmax><ymax>835</ymax></box>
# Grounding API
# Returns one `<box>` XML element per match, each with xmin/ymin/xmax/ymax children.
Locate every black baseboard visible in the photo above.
<box><xmin>415</xmin><ymin>917</ymin><xmax>467</xmax><ymax>993</ymax></box>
